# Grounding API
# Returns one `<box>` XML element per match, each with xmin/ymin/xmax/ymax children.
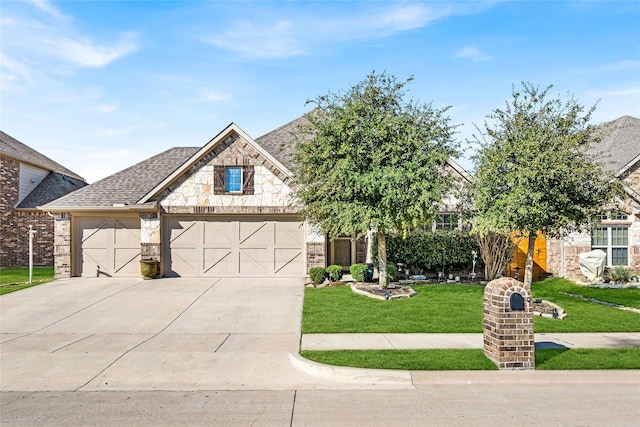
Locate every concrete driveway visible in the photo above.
<box><xmin>3</xmin><ymin>277</ymin><xmax>640</xmax><ymax>426</ymax></box>
<box><xmin>0</xmin><ymin>277</ymin><xmax>321</xmax><ymax>391</ymax></box>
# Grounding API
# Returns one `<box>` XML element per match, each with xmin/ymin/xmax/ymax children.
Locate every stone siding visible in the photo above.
<box><xmin>53</xmin><ymin>214</ymin><xmax>71</xmax><ymax>278</ymax></box>
<box><xmin>621</xmin><ymin>160</ymin><xmax>640</xmax><ymax>191</ymax></box>
<box><xmin>306</xmin><ymin>242</ymin><xmax>326</xmax><ymax>270</ymax></box>
<box><xmin>1</xmin><ymin>155</ymin><xmax>55</xmax><ymax>267</ymax></box>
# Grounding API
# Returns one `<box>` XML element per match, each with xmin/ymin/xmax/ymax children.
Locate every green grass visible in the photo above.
<box><xmin>0</xmin><ymin>267</ymin><xmax>54</xmax><ymax>295</ymax></box>
<box><xmin>301</xmin><ymin>349</ymin><xmax>498</xmax><ymax>370</ymax></box>
<box><xmin>535</xmin><ymin>348</ymin><xmax>640</xmax><ymax>369</ymax></box>
<box><xmin>302</xmin><ymin>279</ymin><xmax>640</xmax><ymax>334</ymax></box>
<box><xmin>301</xmin><ymin>348</ymin><xmax>640</xmax><ymax>370</ymax></box>
<box><xmin>532</xmin><ymin>279</ymin><xmax>640</xmax><ymax>332</ymax></box>
<box><xmin>302</xmin><ymin>284</ymin><xmax>485</xmax><ymax>333</ymax></box>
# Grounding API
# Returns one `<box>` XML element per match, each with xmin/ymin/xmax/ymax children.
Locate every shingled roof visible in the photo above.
<box><xmin>590</xmin><ymin>115</ymin><xmax>640</xmax><ymax>174</ymax></box>
<box><xmin>255</xmin><ymin>113</ymin><xmax>312</xmax><ymax>171</ymax></box>
<box><xmin>17</xmin><ymin>172</ymin><xmax>87</xmax><ymax>209</ymax></box>
<box><xmin>42</xmin><ymin>147</ymin><xmax>199</xmax><ymax>209</ymax></box>
<box><xmin>0</xmin><ymin>130</ymin><xmax>85</xmax><ymax>181</ymax></box>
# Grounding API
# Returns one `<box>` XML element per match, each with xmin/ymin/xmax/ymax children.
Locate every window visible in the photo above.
<box><xmin>225</xmin><ymin>167</ymin><xmax>242</xmax><ymax>193</ymax></box>
<box><xmin>213</xmin><ymin>164</ymin><xmax>255</xmax><ymax>195</ymax></box>
<box><xmin>435</xmin><ymin>213</ymin><xmax>459</xmax><ymax>231</ymax></box>
<box><xmin>591</xmin><ymin>211</ymin><xmax>630</xmax><ymax>266</ymax></box>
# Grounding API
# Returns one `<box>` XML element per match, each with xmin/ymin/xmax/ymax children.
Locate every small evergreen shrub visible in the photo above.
<box><xmin>309</xmin><ymin>267</ymin><xmax>328</xmax><ymax>284</ymax></box>
<box><xmin>350</xmin><ymin>263</ymin><xmax>368</xmax><ymax>282</ymax></box>
<box><xmin>386</xmin><ymin>262</ymin><xmax>398</xmax><ymax>282</ymax></box>
<box><xmin>326</xmin><ymin>265</ymin><xmax>343</xmax><ymax>282</ymax></box>
<box><xmin>609</xmin><ymin>266</ymin><xmax>634</xmax><ymax>283</ymax></box>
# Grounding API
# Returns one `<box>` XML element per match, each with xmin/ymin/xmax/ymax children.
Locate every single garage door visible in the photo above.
<box><xmin>165</xmin><ymin>216</ymin><xmax>304</xmax><ymax>278</ymax></box>
<box><xmin>76</xmin><ymin>217</ymin><xmax>141</xmax><ymax>277</ymax></box>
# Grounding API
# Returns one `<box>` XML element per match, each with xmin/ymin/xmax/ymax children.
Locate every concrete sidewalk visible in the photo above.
<box><xmin>301</xmin><ymin>332</ymin><xmax>640</xmax><ymax>350</ymax></box>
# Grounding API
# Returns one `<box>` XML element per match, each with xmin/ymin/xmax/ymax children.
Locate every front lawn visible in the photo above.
<box><xmin>0</xmin><ymin>267</ymin><xmax>54</xmax><ymax>295</ymax></box>
<box><xmin>302</xmin><ymin>278</ymin><xmax>640</xmax><ymax>334</ymax></box>
<box><xmin>303</xmin><ymin>284</ymin><xmax>484</xmax><ymax>333</ymax></box>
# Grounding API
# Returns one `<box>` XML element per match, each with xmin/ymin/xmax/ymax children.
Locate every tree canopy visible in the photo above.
<box><xmin>468</xmin><ymin>82</ymin><xmax>619</xmax><ymax>285</ymax></box>
<box><xmin>291</xmin><ymin>72</ymin><xmax>459</xmax><ymax>286</ymax></box>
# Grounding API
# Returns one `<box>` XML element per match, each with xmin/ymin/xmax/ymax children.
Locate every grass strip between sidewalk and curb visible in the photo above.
<box><xmin>300</xmin><ymin>348</ymin><xmax>640</xmax><ymax>370</ymax></box>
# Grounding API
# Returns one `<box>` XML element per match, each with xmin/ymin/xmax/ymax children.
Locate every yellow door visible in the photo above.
<box><xmin>508</xmin><ymin>232</ymin><xmax>547</xmax><ymax>281</ymax></box>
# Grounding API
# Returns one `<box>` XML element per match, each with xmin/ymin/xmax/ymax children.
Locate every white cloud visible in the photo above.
<box><xmin>41</xmin><ymin>32</ymin><xmax>138</xmax><ymax>68</ymax></box>
<box><xmin>594</xmin><ymin>60</ymin><xmax>640</xmax><ymax>72</ymax></box>
<box><xmin>0</xmin><ymin>52</ymin><xmax>34</xmax><ymax>91</ymax></box>
<box><xmin>200</xmin><ymin>88</ymin><xmax>230</xmax><ymax>103</ymax></box>
<box><xmin>22</xmin><ymin>0</ymin><xmax>66</xmax><ymax>20</ymax></box>
<box><xmin>583</xmin><ymin>84</ymin><xmax>640</xmax><ymax>122</ymax></box>
<box><xmin>100</xmin><ymin>103</ymin><xmax>118</xmax><ymax>113</ymax></box>
<box><xmin>455</xmin><ymin>46</ymin><xmax>492</xmax><ymax>62</ymax></box>
<box><xmin>202</xmin><ymin>2</ymin><xmax>491</xmax><ymax>59</ymax></box>
<box><xmin>0</xmin><ymin>0</ymin><xmax>138</xmax><ymax>90</ymax></box>
<box><xmin>204</xmin><ymin>20</ymin><xmax>303</xmax><ymax>59</ymax></box>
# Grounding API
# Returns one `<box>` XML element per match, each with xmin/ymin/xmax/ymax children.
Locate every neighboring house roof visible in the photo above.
<box><xmin>0</xmin><ymin>130</ymin><xmax>85</xmax><ymax>181</ymax></box>
<box><xmin>16</xmin><ymin>172</ymin><xmax>87</xmax><ymax>209</ymax></box>
<box><xmin>590</xmin><ymin>115</ymin><xmax>640</xmax><ymax>175</ymax></box>
<box><xmin>41</xmin><ymin>147</ymin><xmax>199</xmax><ymax>210</ymax></box>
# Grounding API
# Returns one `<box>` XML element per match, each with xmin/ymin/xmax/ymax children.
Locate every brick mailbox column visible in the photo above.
<box><xmin>483</xmin><ymin>277</ymin><xmax>535</xmax><ymax>369</ymax></box>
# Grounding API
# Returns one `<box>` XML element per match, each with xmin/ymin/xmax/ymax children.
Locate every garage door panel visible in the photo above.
<box><xmin>114</xmin><ymin>248</ymin><xmax>142</xmax><ymax>275</ymax></box>
<box><xmin>274</xmin><ymin>249</ymin><xmax>303</xmax><ymax>275</ymax></box>
<box><xmin>169</xmin><ymin>248</ymin><xmax>197</xmax><ymax>276</ymax></box>
<box><xmin>203</xmin><ymin>248</ymin><xmax>233</xmax><ymax>275</ymax></box>
<box><xmin>77</xmin><ymin>217</ymin><xmax>140</xmax><ymax>277</ymax></box>
<box><xmin>274</xmin><ymin>222</ymin><xmax>303</xmax><ymax>246</ymax></box>
<box><xmin>239</xmin><ymin>248</ymin><xmax>268</xmax><ymax>275</ymax></box>
<box><xmin>169</xmin><ymin>220</ymin><xmax>198</xmax><ymax>246</ymax></box>
<box><xmin>239</xmin><ymin>221</ymin><xmax>268</xmax><ymax>246</ymax></box>
<box><xmin>204</xmin><ymin>220</ymin><xmax>233</xmax><ymax>246</ymax></box>
<box><xmin>166</xmin><ymin>217</ymin><xmax>304</xmax><ymax>278</ymax></box>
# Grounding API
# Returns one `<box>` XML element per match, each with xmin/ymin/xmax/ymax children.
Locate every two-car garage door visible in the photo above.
<box><xmin>75</xmin><ymin>216</ymin><xmax>305</xmax><ymax>278</ymax></box>
<box><xmin>164</xmin><ymin>217</ymin><xmax>304</xmax><ymax>278</ymax></box>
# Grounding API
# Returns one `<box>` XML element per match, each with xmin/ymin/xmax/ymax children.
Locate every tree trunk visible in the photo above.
<box><xmin>524</xmin><ymin>232</ymin><xmax>537</xmax><ymax>287</ymax></box>
<box><xmin>377</xmin><ymin>230</ymin><xmax>387</xmax><ymax>288</ymax></box>
<box><xmin>476</xmin><ymin>231</ymin><xmax>513</xmax><ymax>281</ymax></box>
<box><xmin>365</xmin><ymin>228</ymin><xmax>374</xmax><ymax>264</ymax></box>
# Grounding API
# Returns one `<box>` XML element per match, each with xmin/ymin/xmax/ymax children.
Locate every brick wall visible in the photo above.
<box><xmin>1</xmin><ymin>156</ymin><xmax>55</xmax><ymax>267</ymax></box>
<box><xmin>483</xmin><ymin>277</ymin><xmax>535</xmax><ymax>369</ymax></box>
<box><xmin>306</xmin><ymin>242</ymin><xmax>326</xmax><ymax>271</ymax></box>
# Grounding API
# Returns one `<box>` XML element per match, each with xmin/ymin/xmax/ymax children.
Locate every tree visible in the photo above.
<box><xmin>291</xmin><ymin>72</ymin><xmax>459</xmax><ymax>287</ymax></box>
<box><xmin>468</xmin><ymin>82</ymin><xmax>619</xmax><ymax>287</ymax></box>
<box><xmin>473</xmin><ymin>231</ymin><xmax>513</xmax><ymax>281</ymax></box>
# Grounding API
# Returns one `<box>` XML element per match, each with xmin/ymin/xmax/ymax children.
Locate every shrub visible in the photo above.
<box><xmin>386</xmin><ymin>262</ymin><xmax>398</xmax><ymax>282</ymax></box>
<box><xmin>309</xmin><ymin>267</ymin><xmax>328</xmax><ymax>284</ymax></box>
<box><xmin>609</xmin><ymin>266</ymin><xmax>634</xmax><ymax>283</ymax></box>
<box><xmin>380</xmin><ymin>230</ymin><xmax>482</xmax><ymax>275</ymax></box>
<box><xmin>326</xmin><ymin>265</ymin><xmax>343</xmax><ymax>281</ymax></box>
<box><xmin>350</xmin><ymin>263</ymin><xmax>368</xmax><ymax>282</ymax></box>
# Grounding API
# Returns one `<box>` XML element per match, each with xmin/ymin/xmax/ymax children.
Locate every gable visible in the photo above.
<box><xmin>0</xmin><ymin>130</ymin><xmax>85</xmax><ymax>181</ymax></box>
<box><xmin>159</xmin><ymin>130</ymin><xmax>296</xmax><ymax>209</ymax></box>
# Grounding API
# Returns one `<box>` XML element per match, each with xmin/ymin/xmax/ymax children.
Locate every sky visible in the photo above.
<box><xmin>2</xmin><ymin>0</ymin><xmax>639</xmax><ymax>183</ymax></box>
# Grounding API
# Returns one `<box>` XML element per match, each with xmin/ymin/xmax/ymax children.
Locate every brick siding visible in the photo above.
<box><xmin>483</xmin><ymin>277</ymin><xmax>535</xmax><ymax>369</ymax></box>
<box><xmin>1</xmin><ymin>156</ymin><xmax>55</xmax><ymax>267</ymax></box>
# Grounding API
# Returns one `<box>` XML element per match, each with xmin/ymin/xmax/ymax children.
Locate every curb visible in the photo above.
<box><xmin>288</xmin><ymin>353</ymin><xmax>415</xmax><ymax>389</ymax></box>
